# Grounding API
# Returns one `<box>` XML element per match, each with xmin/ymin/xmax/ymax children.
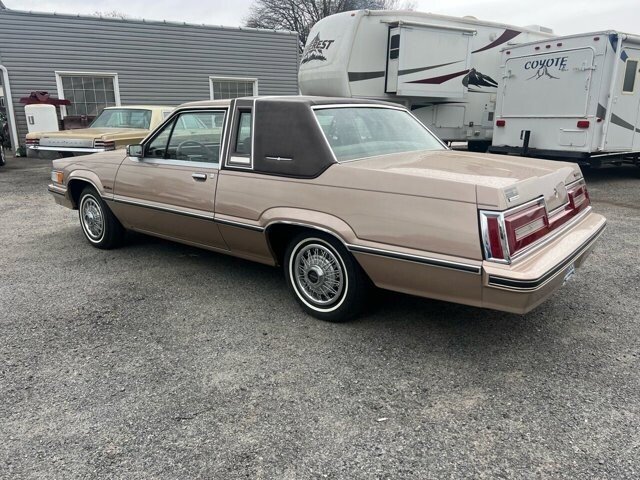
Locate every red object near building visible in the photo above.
<box><xmin>19</xmin><ymin>91</ymin><xmax>70</xmax><ymax>106</ymax></box>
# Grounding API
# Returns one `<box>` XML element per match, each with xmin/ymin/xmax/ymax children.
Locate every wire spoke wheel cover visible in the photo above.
<box><xmin>290</xmin><ymin>240</ymin><xmax>348</xmax><ymax>311</ymax></box>
<box><xmin>80</xmin><ymin>195</ymin><xmax>105</xmax><ymax>242</ymax></box>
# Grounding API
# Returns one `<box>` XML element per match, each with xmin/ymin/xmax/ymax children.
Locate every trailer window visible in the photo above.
<box><xmin>622</xmin><ymin>60</ymin><xmax>638</xmax><ymax>93</ymax></box>
<box><xmin>389</xmin><ymin>34</ymin><xmax>400</xmax><ymax>60</ymax></box>
<box><xmin>314</xmin><ymin>107</ymin><xmax>444</xmax><ymax>162</ymax></box>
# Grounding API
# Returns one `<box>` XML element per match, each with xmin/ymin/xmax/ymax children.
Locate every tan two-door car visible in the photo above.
<box><xmin>48</xmin><ymin>96</ymin><xmax>606</xmax><ymax>322</ymax></box>
<box><xmin>27</xmin><ymin>105</ymin><xmax>173</xmax><ymax>157</ymax></box>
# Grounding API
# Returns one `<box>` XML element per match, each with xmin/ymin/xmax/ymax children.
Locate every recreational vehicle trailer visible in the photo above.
<box><xmin>491</xmin><ymin>31</ymin><xmax>640</xmax><ymax>166</ymax></box>
<box><xmin>298</xmin><ymin>10</ymin><xmax>553</xmax><ymax>151</ymax></box>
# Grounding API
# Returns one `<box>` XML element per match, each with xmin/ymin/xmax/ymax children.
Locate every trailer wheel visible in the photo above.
<box><xmin>467</xmin><ymin>140</ymin><xmax>491</xmax><ymax>153</ymax></box>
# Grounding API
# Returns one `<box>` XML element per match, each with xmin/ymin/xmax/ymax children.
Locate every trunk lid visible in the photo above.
<box><xmin>340</xmin><ymin>149</ymin><xmax>583</xmax><ymax>210</ymax></box>
<box><xmin>39</xmin><ymin>128</ymin><xmax>149</xmax><ymax>147</ymax></box>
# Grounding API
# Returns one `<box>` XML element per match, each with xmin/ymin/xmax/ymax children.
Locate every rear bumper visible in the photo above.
<box><xmin>481</xmin><ymin>211</ymin><xmax>606</xmax><ymax>314</ymax></box>
<box><xmin>351</xmin><ymin>210</ymin><xmax>605</xmax><ymax>314</ymax></box>
<box><xmin>29</xmin><ymin>146</ymin><xmax>106</xmax><ymax>154</ymax></box>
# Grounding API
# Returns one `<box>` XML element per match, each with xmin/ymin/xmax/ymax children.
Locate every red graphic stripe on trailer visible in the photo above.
<box><xmin>472</xmin><ymin>29</ymin><xmax>521</xmax><ymax>54</ymax></box>
<box><xmin>408</xmin><ymin>69</ymin><xmax>470</xmax><ymax>84</ymax></box>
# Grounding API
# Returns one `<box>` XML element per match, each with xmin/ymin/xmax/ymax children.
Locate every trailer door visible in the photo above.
<box><xmin>385</xmin><ymin>27</ymin><xmax>400</xmax><ymax>93</ymax></box>
<box><xmin>500</xmin><ymin>47</ymin><xmax>595</xmax><ymax>118</ymax></box>
<box><xmin>385</xmin><ymin>22</ymin><xmax>474</xmax><ymax>98</ymax></box>
<box><xmin>607</xmin><ymin>48</ymin><xmax>640</xmax><ymax>151</ymax></box>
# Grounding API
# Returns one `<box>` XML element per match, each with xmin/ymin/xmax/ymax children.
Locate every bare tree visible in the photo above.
<box><xmin>245</xmin><ymin>0</ymin><xmax>414</xmax><ymax>52</ymax></box>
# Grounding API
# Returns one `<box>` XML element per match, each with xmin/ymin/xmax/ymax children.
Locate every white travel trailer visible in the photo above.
<box><xmin>491</xmin><ymin>31</ymin><xmax>640</xmax><ymax>166</ymax></box>
<box><xmin>299</xmin><ymin>10</ymin><xmax>553</xmax><ymax>151</ymax></box>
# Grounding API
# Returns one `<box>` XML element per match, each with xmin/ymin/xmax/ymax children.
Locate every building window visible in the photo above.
<box><xmin>55</xmin><ymin>71</ymin><xmax>120</xmax><ymax>117</ymax></box>
<box><xmin>209</xmin><ymin>76</ymin><xmax>258</xmax><ymax>100</ymax></box>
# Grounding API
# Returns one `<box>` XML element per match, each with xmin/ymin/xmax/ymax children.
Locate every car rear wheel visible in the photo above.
<box><xmin>78</xmin><ymin>186</ymin><xmax>124</xmax><ymax>249</ymax></box>
<box><xmin>284</xmin><ymin>232</ymin><xmax>368</xmax><ymax>322</ymax></box>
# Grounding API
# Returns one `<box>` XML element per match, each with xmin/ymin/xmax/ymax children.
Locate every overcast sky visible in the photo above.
<box><xmin>6</xmin><ymin>0</ymin><xmax>640</xmax><ymax>36</ymax></box>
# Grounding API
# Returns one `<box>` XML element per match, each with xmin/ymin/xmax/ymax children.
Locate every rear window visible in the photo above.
<box><xmin>314</xmin><ymin>107</ymin><xmax>444</xmax><ymax>162</ymax></box>
<box><xmin>90</xmin><ymin>109</ymin><xmax>152</xmax><ymax>129</ymax></box>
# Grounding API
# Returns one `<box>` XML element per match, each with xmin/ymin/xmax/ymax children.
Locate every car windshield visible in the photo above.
<box><xmin>90</xmin><ymin>109</ymin><xmax>152</xmax><ymax>129</ymax></box>
<box><xmin>314</xmin><ymin>107</ymin><xmax>445</xmax><ymax>162</ymax></box>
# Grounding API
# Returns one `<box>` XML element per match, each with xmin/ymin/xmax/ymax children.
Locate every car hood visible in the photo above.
<box><xmin>52</xmin><ymin>150</ymin><xmax>128</xmax><ymax>170</ymax></box>
<box><xmin>334</xmin><ymin>149</ymin><xmax>583</xmax><ymax>210</ymax></box>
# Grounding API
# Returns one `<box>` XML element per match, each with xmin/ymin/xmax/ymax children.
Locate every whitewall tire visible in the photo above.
<box><xmin>284</xmin><ymin>232</ymin><xmax>368</xmax><ymax>322</ymax></box>
<box><xmin>78</xmin><ymin>186</ymin><xmax>125</xmax><ymax>249</ymax></box>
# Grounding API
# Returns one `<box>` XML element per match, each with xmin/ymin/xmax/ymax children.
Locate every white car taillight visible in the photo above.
<box><xmin>26</xmin><ymin>138</ymin><xmax>40</xmax><ymax>146</ymax></box>
<box><xmin>93</xmin><ymin>139</ymin><xmax>116</xmax><ymax>150</ymax></box>
<box><xmin>480</xmin><ymin>180</ymin><xmax>591</xmax><ymax>264</ymax></box>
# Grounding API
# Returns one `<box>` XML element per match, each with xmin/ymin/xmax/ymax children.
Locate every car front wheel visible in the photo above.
<box><xmin>78</xmin><ymin>186</ymin><xmax>124</xmax><ymax>249</ymax></box>
<box><xmin>284</xmin><ymin>232</ymin><xmax>368</xmax><ymax>322</ymax></box>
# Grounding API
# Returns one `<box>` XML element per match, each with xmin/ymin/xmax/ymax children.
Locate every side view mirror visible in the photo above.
<box><xmin>127</xmin><ymin>144</ymin><xmax>143</xmax><ymax>158</ymax></box>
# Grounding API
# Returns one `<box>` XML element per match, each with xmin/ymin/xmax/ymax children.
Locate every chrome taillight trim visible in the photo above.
<box><xmin>480</xmin><ymin>178</ymin><xmax>590</xmax><ymax>265</ymax></box>
<box><xmin>479</xmin><ymin>210</ymin><xmax>510</xmax><ymax>264</ymax></box>
<box><xmin>479</xmin><ymin>196</ymin><xmax>545</xmax><ymax>265</ymax></box>
<box><xmin>548</xmin><ymin>178</ymin><xmax>586</xmax><ymax>217</ymax></box>
<box><xmin>481</xmin><ymin>204</ymin><xmax>593</xmax><ymax>265</ymax></box>
<box><xmin>565</xmin><ymin>177</ymin><xmax>586</xmax><ymax>189</ymax></box>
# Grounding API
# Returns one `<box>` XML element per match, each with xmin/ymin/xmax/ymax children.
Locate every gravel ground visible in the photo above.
<box><xmin>1</xmin><ymin>154</ymin><xmax>639</xmax><ymax>479</ymax></box>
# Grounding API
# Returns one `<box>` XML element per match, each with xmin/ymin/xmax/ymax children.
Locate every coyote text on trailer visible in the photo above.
<box><xmin>298</xmin><ymin>10</ymin><xmax>553</xmax><ymax>151</ymax></box>
<box><xmin>491</xmin><ymin>32</ymin><xmax>640</xmax><ymax>166</ymax></box>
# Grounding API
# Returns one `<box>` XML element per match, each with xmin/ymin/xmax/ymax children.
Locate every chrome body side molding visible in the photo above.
<box><xmin>347</xmin><ymin>244</ymin><xmax>482</xmax><ymax>274</ymax></box>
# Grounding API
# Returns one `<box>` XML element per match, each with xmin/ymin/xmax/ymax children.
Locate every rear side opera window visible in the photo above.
<box><xmin>622</xmin><ymin>59</ymin><xmax>638</xmax><ymax>93</ymax></box>
<box><xmin>227</xmin><ymin>109</ymin><xmax>253</xmax><ymax>167</ymax></box>
<box><xmin>235</xmin><ymin>112</ymin><xmax>252</xmax><ymax>155</ymax></box>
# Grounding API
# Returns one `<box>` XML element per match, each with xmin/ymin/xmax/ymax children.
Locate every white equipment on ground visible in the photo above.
<box><xmin>299</xmin><ymin>9</ymin><xmax>553</xmax><ymax>151</ymax></box>
<box><xmin>491</xmin><ymin>31</ymin><xmax>640</xmax><ymax>166</ymax></box>
<box><xmin>25</xmin><ymin>104</ymin><xmax>59</xmax><ymax>134</ymax></box>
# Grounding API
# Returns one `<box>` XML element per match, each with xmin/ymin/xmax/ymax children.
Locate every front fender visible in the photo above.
<box><xmin>66</xmin><ymin>170</ymin><xmax>110</xmax><ymax>206</ymax></box>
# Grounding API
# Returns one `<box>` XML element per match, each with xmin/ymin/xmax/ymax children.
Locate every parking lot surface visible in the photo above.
<box><xmin>1</xmin><ymin>155</ymin><xmax>639</xmax><ymax>479</ymax></box>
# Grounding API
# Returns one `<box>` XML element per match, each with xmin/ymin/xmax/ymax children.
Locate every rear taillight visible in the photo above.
<box><xmin>93</xmin><ymin>139</ymin><xmax>116</xmax><ymax>150</ymax></box>
<box><xmin>486</xmin><ymin>216</ymin><xmax>505</xmax><ymax>259</ymax></box>
<box><xmin>26</xmin><ymin>138</ymin><xmax>40</xmax><ymax>146</ymax></box>
<box><xmin>480</xmin><ymin>179</ymin><xmax>591</xmax><ymax>263</ymax></box>
<box><xmin>568</xmin><ymin>183</ymin><xmax>590</xmax><ymax>210</ymax></box>
<box><xmin>496</xmin><ymin>120</ymin><xmax>506</xmax><ymax>127</ymax></box>
<box><xmin>577</xmin><ymin>120</ymin><xmax>590</xmax><ymax>129</ymax></box>
<box><xmin>504</xmin><ymin>202</ymin><xmax>548</xmax><ymax>254</ymax></box>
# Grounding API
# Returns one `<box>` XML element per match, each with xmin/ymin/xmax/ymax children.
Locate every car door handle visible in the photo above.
<box><xmin>191</xmin><ymin>173</ymin><xmax>207</xmax><ymax>181</ymax></box>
